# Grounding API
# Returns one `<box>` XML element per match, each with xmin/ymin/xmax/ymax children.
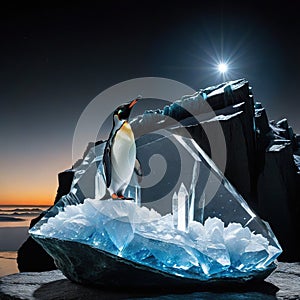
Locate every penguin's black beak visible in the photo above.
<box><xmin>115</xmin><ymin>96</ymin><xmax>142</xmax><ymax>121</ymax></box>
<box><xmin>128</xmin><ymin>96</ymin><xmax>141</xmax><ymax>109</ymax></box>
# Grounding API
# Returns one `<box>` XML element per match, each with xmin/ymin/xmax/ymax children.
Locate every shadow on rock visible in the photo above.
<box><xmin>33</xmin><ymin>278</ymin><xmax>279</xmax><ymax>300</ymax></box>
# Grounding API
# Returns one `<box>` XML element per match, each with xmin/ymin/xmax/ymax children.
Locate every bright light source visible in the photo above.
<box><xmin>218</xmin><ymin>63</ymin><xmax>228</xmax><ymax>73</ymax></box>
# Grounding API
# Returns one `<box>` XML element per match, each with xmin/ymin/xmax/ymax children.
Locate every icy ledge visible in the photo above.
<box><xmin>31</xmin><ymin>199</ymin><xmax>281</xmax><ymax>280</ymax></box>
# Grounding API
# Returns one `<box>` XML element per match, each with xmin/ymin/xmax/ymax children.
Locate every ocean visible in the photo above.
<box><xmin>0</xmin><ymin>206</ymin><xmax>49</xmax><ymax>277</ymax></box>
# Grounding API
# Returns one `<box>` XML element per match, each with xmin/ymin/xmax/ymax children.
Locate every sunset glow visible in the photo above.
<box><xmin>0</xmin><ymin>149</ymin><xmax>72</xmax><ymax>206</ymax></box>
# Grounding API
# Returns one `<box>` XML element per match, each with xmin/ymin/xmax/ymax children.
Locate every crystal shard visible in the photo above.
<box><xmin>29</xmin><ymin>132</ymin><xmax>282</xmax><ymax>286</ymax></box>
<box><xmin>122</xmin><ymin>233</ymin><xmax>152</xmax><ymax>262</ymax></box>
<box><xmin>188</xmin><ymin>160</ymin><xmax>199</xmax><ymax>223</ymax></box>
<box><xmin>104</xmin><ymin>216</ymin><xmax>134</xmax><ymax>252</ymax></box>
<box><xmin>177</xmin><ymin>183</ymin><xmax>189</xmax><ymax>232</ymax></box>
<box><xmin>172</xmin><ymin>192</ymin><xmax>178</xmax><ymax>229</ymax></box>
<box><xmin>62</xmin><ymin>217</ymin><xmax>94</xmax><ymax>241</ymax></box>
<box><xmin>239</xmin><ymin>240</ymin><xmax>268</xmax><ymax>271</ymax></box>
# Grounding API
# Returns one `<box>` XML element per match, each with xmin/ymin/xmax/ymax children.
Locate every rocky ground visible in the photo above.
<box><xmin>0</xmin><ymin>262</ymin><xmax>299</xmax><ymax>300</ymax></box>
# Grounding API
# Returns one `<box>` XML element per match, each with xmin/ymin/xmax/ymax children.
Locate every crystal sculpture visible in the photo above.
<box><xmin>29</xmin><ymin>129</ymin><xmax>282</xmax><ymax>287</ymax></box>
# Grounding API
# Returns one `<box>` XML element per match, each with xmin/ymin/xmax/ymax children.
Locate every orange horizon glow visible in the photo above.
<box><xmin>0</xmin><ymin>173</ymin><xmax>64</xmax><ymax>206</ymax></box>
<box><xmin>0</xmin><ymin>145</ymin><xmax>72</xmax><ymax>207</ymax></box>
<box><xmin>0</xmin><ymin>189</ymin><xmax>57</xmax><ymax>206</ymax></box>
<box><xmin>0</xmin><ymin>200</ymin><xmax>54</xmax><ymax>207</ymax></box>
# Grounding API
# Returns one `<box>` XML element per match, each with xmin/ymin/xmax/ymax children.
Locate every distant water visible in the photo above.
<box><xmin>0</xmin><ymin>251</ymin><xmax>18</xmax><ymax>277</ymax></box>
<box><xmin>0</xmin><ymin>206</ymin><xmax>47</xmax><ymax>227</ymax></box>
<box><xmin>0</xmin><ymin>205</ymin><xmax>49</xmax><ymax>277</ymax></box>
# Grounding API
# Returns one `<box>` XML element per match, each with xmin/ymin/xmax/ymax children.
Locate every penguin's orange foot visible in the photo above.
<box><xmin>111</xmin><ymin>193</ymin><xmax>134</xmax><ymax>200</ymax></box>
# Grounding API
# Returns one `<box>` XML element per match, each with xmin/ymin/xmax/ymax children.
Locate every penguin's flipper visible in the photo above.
<box><xmin>103</xmin><ymin>143</ymin><xmax>112</xmax><ymax>188</ymax></box>
<box><xmin>134</xmin><ymin>158</ymin><xmax>143</xmax><ymax>177</ymax></box>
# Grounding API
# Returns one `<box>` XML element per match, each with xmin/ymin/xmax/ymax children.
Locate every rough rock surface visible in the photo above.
<box><xmin>17</xmin><ymin>170</ymin><xmax>74</xmax><ymax>272</ymax></box>
<box><xmin>0</xmin><ymin>262</ymin><xmax>299</xmax><ymax>300</ymax></box>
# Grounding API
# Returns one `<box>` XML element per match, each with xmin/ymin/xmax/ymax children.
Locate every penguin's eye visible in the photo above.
<box><xmin>118</xmin><ymin>109</ymin><xmax>122</xmax><ymax>115</ymax></box>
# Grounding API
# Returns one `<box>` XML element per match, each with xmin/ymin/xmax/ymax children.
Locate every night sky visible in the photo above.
<box><xmin>1</xmin><ymin>1</ymin><xmax>299</xmax><ymax>205</ymax></box>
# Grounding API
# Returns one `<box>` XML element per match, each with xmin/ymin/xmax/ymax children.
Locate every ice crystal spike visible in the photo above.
<box><xmin>178</xmin><ymin>183</ymin><xmax>189</xmax><ymax>232</ymax></box>
<box><xmin>189</xmin><ymin>160</ymin><xmax>199</xmax><ymax>223</ymax></box>
<box><xmin>172</xmin><ymin>192</ymin><xmax>178</xmax><ymax>229</ymax></box>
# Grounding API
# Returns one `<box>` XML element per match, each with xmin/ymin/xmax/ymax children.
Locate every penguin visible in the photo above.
<box><xmin>103</xmin><ymin>97</ymin><xmax>141</xmax><ymax>199</ymax></box>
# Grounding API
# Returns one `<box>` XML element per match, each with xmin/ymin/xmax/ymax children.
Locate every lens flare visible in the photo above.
<box><xmin>218</xmin><ymin>63</ymin><xmax>228</xmax><ymax>73</ymax></box>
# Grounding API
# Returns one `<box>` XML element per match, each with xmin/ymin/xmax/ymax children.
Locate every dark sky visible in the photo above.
<box><xmin>1</xmin><ymin>1</ymin><xmax>299</xmax><ymax>204</ymax></box>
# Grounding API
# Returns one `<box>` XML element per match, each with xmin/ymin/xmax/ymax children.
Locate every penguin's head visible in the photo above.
<box><xmin>114</xmin><ymin>97</ymin><xmax>141</xmax><ymax>121</ymax></box>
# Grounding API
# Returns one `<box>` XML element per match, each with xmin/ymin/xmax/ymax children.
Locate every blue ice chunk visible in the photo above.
<box><xmin>122</xmin><ymin>233</ymin><xmax>152</xmax><ymax>262</ymax></box>
<box><xmin>198</xmin><ymin>251</ymin><xmax>229</xmax><ymax>276</ymax></box>
<box><xmin>239</xmin><ymin>241</ymin><xmax>269</xmax><ymax>271</ymax></box>
<box><xmin>146</xmin><ymin>238</ymin><xmax>199</xmax><ymax>270</ymax></box>
<box><xmin>259</xmin><ymin>245</ymin><xmax>282</xmax><ymax>268</ymax></box>
<box><xmin>201</xmin><ymin>243</ymin><xmax>230</xmax><ymax>275</ymax></box>
<box><xmin>62</xmin><ymin>217</ymin><xmax>94</xmax><ymax>241</ymax></box>
<box><xmin>91</xmin><ymin>228</ymin><xmax>118</xmax><ymax>254</ymax></box>
<box><xmin>34</xmin><ymin>199</ymin><xmax>281</xmax><ymax>281</ymax></box>
<box><xmin>104</xmin><ymin>216</ymin><xmax>134</xmax><ymax>251</ymax></box>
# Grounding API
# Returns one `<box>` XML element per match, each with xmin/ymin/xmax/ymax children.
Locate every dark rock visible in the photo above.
<box><xmin>0</xmin><ymin>263</ymin><xmax>299</xmax><ymax>299</ymax></box>
<box><xmin>31</xmin><ymin>236</ymin><xmax>275</xmax><ymax>289</ymax></box>
<box><xmin>254</xmin><ymin>105</ymin><xmax>271</xmax><ymax>183</ymax></box>
<box><xmin>54</xmin><ymin>170</ymin><xmax>74</xmax><ymax>203</ymax></box>
<box><xmin>17</xmin><ymin>235</ymin><xmax>57</xmax><ymax>273</ymax></box>
<box><xmin>205</xmin><ymin>80</ymin><xmax>257</xmax><ymax>201</ymax></box>
<box><xmin>295</xmin><ymin>134</ymin><xmax>300</xmax><ymax>153</ymax></box>
<box><xmin>257</xmin><ymin>141</ymin><xmax>299</xmax><ymax>261</ymax></box>
<box><xmin>17</xmin><ymin>170</ymin><xmax>74</xmax><ymax>272</ymax></box>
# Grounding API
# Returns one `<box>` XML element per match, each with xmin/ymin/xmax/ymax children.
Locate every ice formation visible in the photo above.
<box><xmin>29</xmin><ymin>133</ymin><xmax>283</xmax><ymax>283</ymax></box>
<box><xmin>28</xmin><ymin>81</ymin><xmax>287</xmax><ymax>285</ymax></box>
<box><xmin>34</xmin><ymin>198</ymin><xmax>281</xmax><ymax>279</ymax></box>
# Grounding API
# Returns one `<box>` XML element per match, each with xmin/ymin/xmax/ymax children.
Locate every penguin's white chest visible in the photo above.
<box><xmin>110</xmin><ymin>122</ymin><xmax>136</xmax><ymax>190</ymax></box>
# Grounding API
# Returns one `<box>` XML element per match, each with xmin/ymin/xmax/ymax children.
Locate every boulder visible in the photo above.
<box><xmin>0</xmin><ymin>263</ymin><xmax>299</xmax><ymax>299</ymax></box>
<box><xmin>17</xmin><ymin>170</ymin><xmax>74</xmax><ymax>272</ymax></box>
